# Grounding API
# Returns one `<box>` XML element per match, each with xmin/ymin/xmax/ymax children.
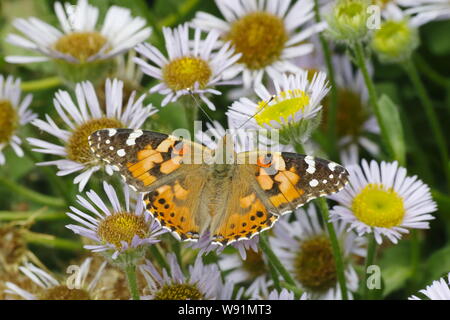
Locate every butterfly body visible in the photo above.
<box><xmin>89</xmin><ymin>128</ymin><xmax>349</xmax><ymax>245</ymax></box>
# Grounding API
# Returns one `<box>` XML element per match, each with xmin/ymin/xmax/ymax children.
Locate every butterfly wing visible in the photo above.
<box><xmin>237</xmin><ymin>151</ymin><xmax>349</xmax><ymax>215</ymax></box>
<box><xmin>210</xmin><ymin>165</ymin><xmax>279</xmax><ymax>245</ymax></box>
<box><xmin>88</xmin><ymin>128</ymin><xmax>213</xmax><ymax>192</ymax></box>
<box><xmin>89</xmin><ymin>128</ymin><xmax>212</xmax><ymax>241</ymax></box>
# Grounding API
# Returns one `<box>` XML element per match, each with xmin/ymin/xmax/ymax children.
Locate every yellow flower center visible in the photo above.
<box><xmin>66</xmin><ymin>117</ymin><xmax>123</xmax><ymax>164</ymax></box>
<box><xmin>372</xmin><ymin>20</ymin><xmax>413</xmax><ymax>59</ymax></box>
<box><xmin>294</xmin><ymin>235</ymin><xmax>337</xmax><ymax>291</ymax></box>
<box><xmin>322</xmin><ymin>88</ymin><xmax>368</xmax><ymax>138</ymax></box>
<box><xmin>254</xmin><ymin>89</ymin><xmax>310</xmax><ymax>127</ymax></box>
<box><xmin>242</xmin><ymin>250</ymin><xmax>267</xmax><ymax>278</ymax></box>
<box><xmin>53</xmin><ymin>32</ymin><xmax>108</xmax><ymax>62</ymax></box>
<box><xmin>39</xmin><ymin>285</ymin><xmax>90</xmax><ymax>300</ymax></box>
<box><xmin>352</xmin><ymin>183</ymin><xmax>405</xmax><ymax>228</ymax></box>
<box><xmin>225</xmin><ymin>12</ymin><xmax>288</xmax><ymax>70</ymax></box>
<box><xmin>97</xmin><ymin>212</ymin><xmax>149</xmax><ymax>249</ymax></box>
<box><xmin>0</xmin><ymin>100</ymin><xmax>18</xmax><ymax>144</ymax></box>
<box><xmin>162</xmin><ymin>56</ymin><xmax>212</xmax><ymax>91</ymax></box>
<box><xmin>154</xmin><ymin>283</ymin><xmax>204</xmax><ymax>300</ymax></box>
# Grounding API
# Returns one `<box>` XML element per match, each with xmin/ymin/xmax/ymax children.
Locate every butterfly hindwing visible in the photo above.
<box><xmin>210</xmin><ymin>167</ymin><xmax>279</xmax><ymax>245</ymax></box>
<box><xmin>143</xmin><ymin>169</ymin><xmax>208</xmax><ymax>241</ymax></box>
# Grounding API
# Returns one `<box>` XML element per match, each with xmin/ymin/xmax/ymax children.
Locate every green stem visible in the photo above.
<box><xmin>268</xmin><ymin>261</ymin><xmax>281</xmax><ymax>292</ymax></box>
<box><xmin>0</xmin><ymin>210</ymin><xmax>66</xmax><ymax>221</ymax></box>
<box><xmin>149</xmin><ymin>244</ymin><xmax>171</xmax><ymax>271</ymax></box>
<box><xmin>184</xmin><ymin>102</ymin><xmax>199</xmax><ymax>139</ymax></box>
<box><xmin>414</xmin><ymin>53</ymin><xmax>450</xmax><ymax>88</ymax></box>
<box><xmin>259</xmin><ymin>232</ymin><xmax>297</xmax><ymax>287</ymax></box>
<box><xmin>0</xmin><ymin>176</ymin><xmax>65</xmax><ymax>208</ymax></box>
<box><xmin>403</xmin><ymin>58</ymin><xmax>449</xmax><ymax>191</ymax></box>
<box><xmin>125</xmin><ymin>264</ymin><xmax>140</xmax><ymax>300</ymax></box>
<box><xmin>410</xmin><ymin>230</ymin><xmax>420</xmax><ymax>281</ymax></box>
<box><xmin>314</xmin><ymin>0</ymin><xmax>339</xmax><ymax>160</ymax></box>
<box><xmin>353</xmin><ymin>41</ymin><xmax>393</xmax><ymax>160</ymax></box>
<box><xmin>20</xmin><ymin>76</ymin><xmax>61</xmax><ymax>92</ymax></box>
<box><xmin>363</xmin><ymin>233</ymin><xmax>377</xmax><ymax>300</ymax></box>
<box><xmin>23</xmin><ymin>231</ymin><xmax>83</xmax><ymax>251</ymax></box>
<box><xmin>316</xmin><ymin>197</ymin><xmax>349</xmax><ymax>300</ymax></box>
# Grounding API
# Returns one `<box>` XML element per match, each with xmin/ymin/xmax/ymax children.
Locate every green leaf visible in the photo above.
<box><xmin>381</xmin><ymin>265</ymin><xmax>413</xmax><ymax>297</ymax></box>
<box><xmin>422</xmin><ymin>245</ymin><xmax>450</xmax><ymax>286</ymax></box>
<box><xmin>377</xmin><ymin>94</ymin><xmax>406</xmax><ymax>166</ymax></box>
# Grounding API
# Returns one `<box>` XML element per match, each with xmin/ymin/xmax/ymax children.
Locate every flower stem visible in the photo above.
<box><xmin>259</xmin><ymin>232</ymin><xmax>297</xmax><ymax>287</ymax></box>
<box><xmin>183</xmin><ymin>100</ymin><xmax>199</xmax><ymax>140</ymax></box>
<box><xmin>268</xmin><ymin>261</ymin><xmax>281</xmax><ymax>292</ymax></box>
<box><xmin>0</xmin><ymin>210</ymin><xmax>65</xmax><ymax>221</ymax></box>
<box><xmin>316</xmin><ymin>197</ymin><xmax>349</xmax><ymax>300</ymax></box>
<box><xmin>414</xmin><ymin>53</ymin><xmax>450</xmax><ymax>88</ymax></box>
<box><xmin>313</xmin><ymin>0</ymin><xmax>339</xmax><ymax>159</ymax></box>
<box><xmin>20</xmin><ymin>76</ymin><xmax>61</xmax><ymax>92</ymax></box>
<box><xmin>125</xmin><ymin>264</ymin><xmax>140</xmax><ymax>300</ymax></box>
<box><xmin>403</xmin><ymin>58</ymin><xmax>449</xmax><ymax>191</ymax></box>
<box><xmin>363</xmin><ymin>233</ymin><xmax>377</xmax><ymax>300</ymax></box>
<box><xmin>23</xmin><ymin>231</ymin><xmax>83</xmax><ymax>251</ymax></box>
<box><xmin>353</xmin><ymin>41</ymin><xmax>393</xmax><ymax>159</ymax></box>
<box><xmin>0</xmin><ymin>176</ymin><xmax>65</xmax><ymax>208</ymax></box>
<box><xmin>149</xmin><ymin>244</ymin><xmax>171</xmax><ymax>271</ymax></box>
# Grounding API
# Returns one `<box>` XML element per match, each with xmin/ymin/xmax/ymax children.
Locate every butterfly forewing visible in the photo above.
<box><xmin>239</xmin><ymin>151</ymin><xmax>349</xmax><ymax>215</ymax></box>
<box><xmin>88</xmin><ymin>128</ymin><xmax>212</xmax><ymax>193</ymax></box>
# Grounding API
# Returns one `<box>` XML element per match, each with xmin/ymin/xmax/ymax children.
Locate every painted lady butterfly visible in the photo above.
<box><xmin>89</xmin><ymin>128</ymin><xmax>349</xmax><ymax>245</ymax></box>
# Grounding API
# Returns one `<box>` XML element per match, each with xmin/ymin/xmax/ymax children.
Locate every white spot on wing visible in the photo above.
<box><xmin>305</xmin><ymin>156</ymin><xmax>316</xmax><ymax>174</ymax></box>
<box><xmin>117</xmin><ymin>149</ymin><xmax>126</xmax><ymax>157</ymax></box>
<box><xmin>126</xmin><ymin>130</ymin><xmax>143</xmax><ymax>146</ymax></box>
<box><xmin>309</xmin><ymin>179</ymin><xmax>319</xmax><ymax>187</ymax></box>
<box><xmin>328</xmin><ymin>162</ymin><xmax>338</xmax><ymax>171</ymax></box>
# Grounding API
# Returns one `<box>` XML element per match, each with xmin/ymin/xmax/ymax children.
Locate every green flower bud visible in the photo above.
<box><xmin>371</xmin><ymin>19</ymin><xmax>419</xmax><ymax>63</ymax></box>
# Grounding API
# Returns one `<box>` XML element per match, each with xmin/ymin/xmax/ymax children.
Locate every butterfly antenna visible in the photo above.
<box><xmin>187</xmin><ymin>89</ymin><xmax>215</xmax><ymax>125</ymax></box>
<box><xmin>237</xmin><ymin>95</ymin><xmax>275</xmax><ymax>130</ymax></box>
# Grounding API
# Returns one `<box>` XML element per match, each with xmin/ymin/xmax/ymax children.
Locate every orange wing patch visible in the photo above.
<box><xmin>144</xmin><ymin>183</ymin><xmax>200</xmax><ymax>241</ymax></box>
<box><xmin>212</xmin><ymin>196</ymin><xmax>278</xmax><ymax>245</ymax></box>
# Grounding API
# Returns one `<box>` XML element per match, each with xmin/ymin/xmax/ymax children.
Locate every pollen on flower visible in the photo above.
<box><xmin>97</xmin><ymin>212</ymin><xmax>148</xmax><ymax>249</ymax></box>
<box><xmin>352</xmin><ymin>183</ymin><xmax>405</xmax><ymax>228</ymax></box>
<box><xmin>53</xmin><ymin>32</ymin><xmax>108</xmax><ymax>62</ymax></box>
<box><xmin>294</xmin><ymin>235</ymin><xmax>337</xmax><ymax>291</ymax></box>
<box><xmin>254</xmin><ymin>89</ymin><xmax>310</xmax><ymax>127</ymax></box>
<box><xmin>66</xmin><ymin>117</ymin><xmax>123</xmax><ymax>164</ymax></box>
<box><xmin>39</xmin><ymin>285</ymin><xmax>90</xmax><ymax>300</ymax></box>
<box><xmin>0</xmin><ymin>100</ymin><xmax>18</xmax><ymax>144</ymax></box>
<box><xmin>225</xmin><ymin>12</ymin><xmax>288</xmax><ymax>70</ymax></box>
<box><xmin>162</xmin><ymin>56</ymin><xmax>212</xmax><ymax>91</ymax></box>
<box><xmin>154</xmin><ymin>283</ymin><xmax>204</xmax><ymax>300</ymax></box>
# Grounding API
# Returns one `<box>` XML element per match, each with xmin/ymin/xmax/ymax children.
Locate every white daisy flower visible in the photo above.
<box><xmin>5</xmin><ymin>258</ymin><xmax>106</xmax><ymax>300</ymax></box>
<box><xmin>267</xmin><ymin>288</ymin><xmax>309</xmax><ymax>300</ymax></box>
<box><xmin>248</xmin><ymin>277</ymin><xmax>309</xmax><ymax>300</ymax></box>
<box><xmin>193</xmin><ymin>0</ymin><xmax>326</xmax><ymax>88</ymax></box>
<box><xmin>6</xmin><ymin>0</ymin><xmax>151</xmax><ymax>65</ymax></box>
<box><xmin>409</xmin><ymin>273</ymin><xmax>450</xmax><ymax>300</ymax></box>
<box><xmin>227</xmin><ymin>70</ymin><xmax>329</xmax><ymax>145</ymax></box>
<box><xmin>66</xmin><ymin>181</ymin><xmax>165</xmax><ymax>260</ymax></box>
<box><xmin>400</xmin><ymin>0</ymin><xmax>450</xmax><ymax>26</ymax></box>
<box><xmin>140</xmin><ymin>253</ymin><xmax>232</xmax><ymax>300</ymax></box>
<box><xmin>271</xmin><ymin>205</ymin><xmax>365</xmax><ymax>299</ymax></box>
<box><xmin>0</xmin><ymin>75</ymin><xmax>36</xmax><ymax>165</ymax></box>
<box><xmin>27</xmin><ymin>78</ymin><xmax>157</xmax><ymax>191</ymax></box>
<box><xmin>134</xmin><ymin>23</ymin><xmax>242</xmax><ymax>110</ymax></box>
<box><xmin>329</xmin><ymin>159</ymin><xmax>437</xmax><ymax>244</ymax></box>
